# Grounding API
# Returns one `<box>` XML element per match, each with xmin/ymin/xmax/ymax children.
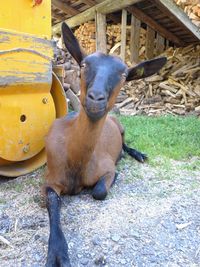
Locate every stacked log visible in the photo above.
<box><xmin>74</xmin><ymin>22</ymin><xmax>96</xmax><ymax>54</ymax></box>
<box><xmin>174</xmin><ymin>0</ymin><xmax>200</xmax><ymax>27</ymax></box>
<box><xmin>53</xmin><ymin>38</ymin><xmax>81</xmax><ymax>111</ymax></box>
<box><xmin>118</xmin><ymin>45</ymin><xmax>200</xmax><ymax>116</ymax></box>
<box><xmin>74</xmin><ymin>22</ymin><xmax>147</xmax><ymax>62</ymax></box>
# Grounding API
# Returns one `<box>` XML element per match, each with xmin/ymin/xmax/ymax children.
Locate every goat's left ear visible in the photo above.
<box><xmin>126</xmin><ymin>57</ymin><xmax>167</xmax><ymax>81</ymax></box>
<box><xmin>61</xmin><ymin>22</ymin><xmax>86</xmax><ymax>66</ymax></box>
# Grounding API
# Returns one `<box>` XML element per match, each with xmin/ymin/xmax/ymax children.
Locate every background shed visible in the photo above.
<box><xmin>51</xmin><ymin>0</ymin><xmax>200</xmax><ymax>116</ymax></box>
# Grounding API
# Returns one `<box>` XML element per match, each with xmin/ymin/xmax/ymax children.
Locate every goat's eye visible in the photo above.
<box><xmin>81</xmin><ymin>63</ymin><xmax>86</xmax><ymax>68</ymax></box>
<box><xmin>122</xmin><ymin>73</ymin><xmax>127</xmax><ymax>78</ymax></box>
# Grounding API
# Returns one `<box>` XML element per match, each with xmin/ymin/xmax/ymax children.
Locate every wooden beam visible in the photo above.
<box><xmin>127</xmin><ymin>6</ymin><xmax>184</xmax><ymax>46</ymax></box>
<box><xmin>130</xmin><ymin>14</ymin><xmax>141</xmax><ymax>64</ymax></box>
<box><xmin>52</xmin><ymin>13</ymin><xmax>64</xmax><ymax>21</ymax></box>
<box><xmin>95</xmin><ymin>12</ymin><xmax>107</xmax><ymax>53</ymax></box>
<box><xmin>53</xmin><ymin>0</ymin><xmax>142</xmax><ymax>34</ymax></box>
<box><xmin>52</xmin><ymin>0</ymin><xmax>79</xmax><ymax>16</ymax></box>
<box><xmin>145</xmin><ymin>26</ymin><xmax>155</xmax><ymax>59</ymax></box>
<box><xmin>81</xmin><ymin>0</ymin><xmax>120</xmax><ymax>23</ymax></box>
<box><xmin>81</xmin><ymin>0</ymin><xmax>96</xmax><ymax>6</ymax></box>
<box><xmin>156</xmin><ymin>33</ymin><xmax>165</xmax><ymax>55</ymax></box>
<box><xmin>120</xmin><ymin>10</ymin><xmax>127</xmax><ymax>61</ymax></box>
<box><xmin>154</xmin><ymin>0</ymin><xmax>200</xmax><ymax>41</ymax></box>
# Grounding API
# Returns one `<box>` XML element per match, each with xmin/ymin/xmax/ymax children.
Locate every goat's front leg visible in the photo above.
<box><xmin>45</xmin><ymin>187</ymin><xmax>71</xmax><ymax>267</ymax></box>
<box><xmin>92</xmin><ymin>171</ymin><xmax>117</xmax><ymax>200</ymax></box>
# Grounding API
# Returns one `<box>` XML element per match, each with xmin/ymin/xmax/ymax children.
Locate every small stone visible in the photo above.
<box><xmin>94</xmin><ymin>255</ymin><xmax>106</xmax><ymax>265</ymax></box>
<box><xmin>149</xmin><ymin>255</ymin><xmax>158</xmax><ymax>263</ymax></box>
<box><xmin>34</xmin><ymin>234</ymin><xmax>40</xmax><ymax>241</ymax></box>
<box><xmin>39</xmin><ymin>235</ymin><xmax>48</xmax><ymax>245</ymax></box>
<box><xmin>92</xmin><ymin>235</ymin><xmax>101</xmax><ymax>246</ymax></box>
<box><xmin>120</xmin><ymin>259</ymin><xmax>127</xmax><ymax>264</ymax></box>
<box><xmin>68</xmin><ymin>241</ymin><xmax>74</xmax><ymax>249</ymax></box>
<box><xmin>34</xmin><ymin>253</ymin><xmax>42</xmax><ymax>262</ymax></box>
<box><xmin>80</xmin><ymin>257</ymin><xmax>89</xmax><ymax>265</ymax></box>
<box><xmin>130</xmin><ymin>230</ymin><xmax>140</xmax><ymax>240</ymax></box>
<box><xmin>0</xmin><ymin>215</ymin><xmax>11</xmax><ymax>234</ymax></box>
<box><xmin>111</xmin><ymin>234</ymin><xmax>120</xmax><ymax>242</ymax></box>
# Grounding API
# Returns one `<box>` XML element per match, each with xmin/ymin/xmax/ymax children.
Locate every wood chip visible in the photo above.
<box><xmin>176</xmin><ymin>221</ymin><xmax>192</xmax><ymax>230</ymax></box>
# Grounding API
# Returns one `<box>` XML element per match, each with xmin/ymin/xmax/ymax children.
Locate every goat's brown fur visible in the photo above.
<box><xmin>44</xmin><ymin>22</ymin><xmax>167</xmax><ymax>267</ymax></box>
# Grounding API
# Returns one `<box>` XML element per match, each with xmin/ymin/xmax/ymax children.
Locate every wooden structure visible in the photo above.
<box><xmin>51</xmin><ymin>0</ymin><xmax>200</xmax><ymax>62</ymax></box>
<box><xmin>52</xmin><ymin>1</ymin><xmax>200</xmax><ymax>116</ymax></box>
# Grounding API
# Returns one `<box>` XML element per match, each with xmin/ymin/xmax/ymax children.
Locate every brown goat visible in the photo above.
<box><xmin>44</xmin><ymin>22</ymin><xmax>166</xmax><ymax>267</ymax></box>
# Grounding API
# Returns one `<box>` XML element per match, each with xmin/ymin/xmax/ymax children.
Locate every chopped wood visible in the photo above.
<box><xmin>122</xmin><ymin>45</ymin><xmax>200</xmax><ymax>115</ymax></box>
<box><xmin>74</xmin><ymin>22</ymin><xmax>148</xmax><ymax>63</ymax></box>
<box><xmin>0</xmin><ymin>235</ymin><xmax>13</xmax><ymax>248</ymax></box>
<box><xmin>173</xmin><ymin>0</ymin><xmax>200</xmax><ymax>27</ymax></box>
<box><xmin>53</xmin><ymin>16</ymin><xmax>199</xmax><ymax>116</ymax></box>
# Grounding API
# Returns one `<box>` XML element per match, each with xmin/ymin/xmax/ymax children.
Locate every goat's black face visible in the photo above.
<box><xmin>81</xmin><ymin>52</ymin><xmax>127</xmax><ymax>121</ymax></box>
<box><xmin>61</xmin><ymin>22</ymin><xmax>167</xmax><ymax>121</ymax></box>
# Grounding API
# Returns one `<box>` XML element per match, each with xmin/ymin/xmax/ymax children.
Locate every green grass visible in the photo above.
<box><xmin>118</xmin><ymin>115</ymin><xmax>200</xmax><ymax>160</ymax></box>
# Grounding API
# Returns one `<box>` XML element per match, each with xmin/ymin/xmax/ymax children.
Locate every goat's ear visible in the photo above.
<box><xmin>61</xmin><ymin>22</ymin><xmax>86</xmax><ymax>66</ymax></box>
<box><xmin>126</xmin><ymin>57</ymin><xmax>167</xmax><ymax>81</ymax></box>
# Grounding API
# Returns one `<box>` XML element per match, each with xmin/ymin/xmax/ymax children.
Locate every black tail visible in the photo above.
<box><xmin>122</xmin><ymin>143</ymin><xmax>147</xmax><ymax>163</ymax></box>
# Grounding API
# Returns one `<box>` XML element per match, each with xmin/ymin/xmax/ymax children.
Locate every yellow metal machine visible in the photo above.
<box><xmin>0</xmin><ymin>0</ymin><xmax>67</xmax><ymax>176</ymax></box>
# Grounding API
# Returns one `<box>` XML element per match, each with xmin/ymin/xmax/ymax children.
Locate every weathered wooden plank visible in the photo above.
<box><xmin>81</xmin><ymin>0</ymin><xmax>120</xmax><ymax>23</ymax></box>
<box><xmin>95</xmin><ymin>12</ymin><xmax>107</xmax><ymax>53</ymax></box>
<box><xmin>154</xmin><ymin>0</ymin><xmax>200</xmax><ymax>41</ymax></box>
<box><xmin>52</xmin><ymin>12</ymin><xmax>65</xmax><ymax>21</ymax></box>
<box><xmin>52</xmin><ymin>0</ymin><xmax>79</xmax><ymax>16</ymax></box>
<box><xmin>156</xmin><ymin>33</ymin><xmax>165</xmax><ymax>55</ymax></box>
<box><xmin>53</xmin><ymin>0</ymin><xmax>142</xmax><ymax>34</ymax></box>
<box><xmin>130</xmin><ymin>14</ymin><xmax>141</xmax><ymax>64</ymax></box>
<box><xmin>81</xmin><ymin>0</ymin><xmax>96</xmax><ymax>6</ymax></box>
<box><xmin>145</xmin><ymin>26</ymin><xmax>155</xmax><ymax>59</ymax></box>
<box><xmin>127</xmin><ymin>6</ymin><xmax>184</xmax><ymax>46</ymax></box>
<box><xmin>120</xmin><ymin>9</ymin><xmax>127</xmax><ymax>61</ymax></box>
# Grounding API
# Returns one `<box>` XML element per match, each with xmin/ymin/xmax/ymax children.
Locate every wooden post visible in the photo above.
<box><xmin>130</xmin><ymin>14</ymin><xmax>141</xmax><ymax>64</ymax></box>
<box><xmin>120</xmin><ymin>9</ymin><xmax>127</xmax><ymax>61</ymax></box>
<box><xmin>95</xmin><ymin>12</ymin><xmax>107</xmax><ymax>53</ymax></box>
<box><xmin>145</xmin><ymin>26</ymin><xmax>155</xmax><ymax>59</ymax></box>
<box><xmin>156</xmin><ymin>33</ymin><xmax>165</xmax><ymax>55</ymax></box>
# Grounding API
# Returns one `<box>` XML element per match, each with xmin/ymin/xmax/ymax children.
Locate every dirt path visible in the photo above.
<box><xmin>0</xmin><ymin>156</ymin><xmax>200</xmax><ymax>267</ymax></box>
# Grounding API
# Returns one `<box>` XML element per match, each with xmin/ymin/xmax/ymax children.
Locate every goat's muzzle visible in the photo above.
<box><xmin>85</xmin><ymin>90</ymin><xmax>107</xmax><ymax>121</ymax></box>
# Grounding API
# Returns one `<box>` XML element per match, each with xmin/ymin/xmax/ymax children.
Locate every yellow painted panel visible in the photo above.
<box><xmin>0</xmin><ymin>30</ymin><xmax>53</xmax><ymax>87</ymax></box>
<box><xmin>0</xmin><ymin>91</ymin><xmax>56</xmax><ymax>161</ymax></box>
<box><xmin>0</xmin><ymin>0</ymin><xmax>51</xmax><ymax>39</ymax></box>
<box><xmin>0</xmin><ymin>74</ymin><xmax>67</xmax><ymax>176</ymax></box>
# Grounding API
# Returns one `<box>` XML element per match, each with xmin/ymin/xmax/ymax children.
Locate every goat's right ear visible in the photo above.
<box><xmin>61</xmin><ymin>22</ymin><xmax>86</xmax><ymax>66</ymax></box>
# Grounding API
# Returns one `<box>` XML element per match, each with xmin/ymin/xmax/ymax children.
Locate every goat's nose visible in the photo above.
<box><xmin>88</xmin><ymin>91</ymin><xmax>106</xmax><ymax>102</ymax></box>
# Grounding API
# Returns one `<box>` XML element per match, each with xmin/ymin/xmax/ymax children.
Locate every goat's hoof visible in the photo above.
<box><xmin>92</xmin><ymin>189</ymin><xmax>107</xmax><ymax>200</ymax></box>
<box><xmin>92</xmin><ymin>178</ymin><xmax>108</xmax><ymax>200</ymax></box>
<box><xmin>46</xmin><ymin>253</ymin><xmax>71</xmax><ymax>267</ymax></box>
<box><xmin>46</xmin><ymin>231</ymin><xmax>71</xmax><ymax>267</ymax></box>
<box><xmin>135</xmin><ymin>152</ymin><xmax>148</xmax><ymax>163</ymax></box>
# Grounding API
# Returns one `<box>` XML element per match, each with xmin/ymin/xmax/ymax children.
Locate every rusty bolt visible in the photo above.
<box><xmin>23</xmin><ymin>145</ymin><xmax>30</xmax><ymax>153</ymax></box>
<box><xmin>42</xmin><ymin>97</ymin><xmax>48</xmax><ymax>104</ymax></box>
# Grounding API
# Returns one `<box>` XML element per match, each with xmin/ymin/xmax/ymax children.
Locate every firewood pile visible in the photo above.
<box><xmin>174</xmin><ymin>0</ymin><xmax>200</xmax><ymax>27</ymax></box>
<box><xmin>53</xmin><ymin>38</ymin><xmax>81</xmax><ymax>111</ymax></box>
<box><xmin>118</xmin><ymin>45</ymin><xmax>200</xmax><ymax>116</ymax></box>
<box><xmin>74</xmin><ymin>22</ymin><xmax>147</xmax><ymax>63</ymax></box>
<box><xmin>74</xmin><ymin>22</ymin><xmax>96</xmax><ymax>54</ymax></box>
<box><xmin>53</xmin><ymin>40</ymin><xmax>200</xmax><ymax>116</ymax></box>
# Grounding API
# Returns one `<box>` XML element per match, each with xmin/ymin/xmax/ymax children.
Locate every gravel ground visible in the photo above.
<box><xmin>0</xmin><ymin>156</ymin><xmax>200</xmax><ymax>267</ymax></box>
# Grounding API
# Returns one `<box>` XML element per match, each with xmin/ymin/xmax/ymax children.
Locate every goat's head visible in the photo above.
<box><xmin>62</xmin><ymin>22</ymin><xmax>167</xmax><ymax>121</ymax></box>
